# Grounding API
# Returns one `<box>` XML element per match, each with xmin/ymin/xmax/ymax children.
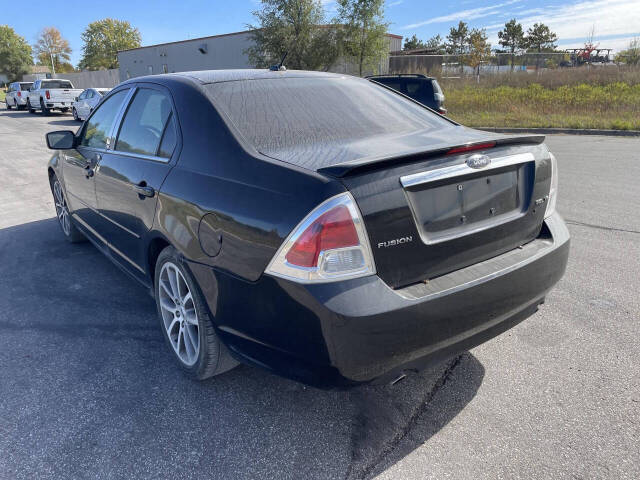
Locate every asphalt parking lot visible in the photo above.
<box><xmin>0</xmin><ymin>108</ymin><xmax>638</xmax><ymax>480</ymax></box>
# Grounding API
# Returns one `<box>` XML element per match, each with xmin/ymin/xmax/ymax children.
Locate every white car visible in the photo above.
<box><xmin>5</xmin><ymin>82</ymin><xmax>33</xmax><ymax>110</ymax></box>
<box><xmin>72</xmin><ymin>88</ymin><xmax>112</xmax><ymax>121</ymax></box>
<box><xmin>27</xmin><ymin>79</ymin><xmax>83</xmax><ymax>114</ymax></box>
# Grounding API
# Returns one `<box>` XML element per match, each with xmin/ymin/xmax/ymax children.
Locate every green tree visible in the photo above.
<box><xmin>33</xmin><ymin>27</ymin><xmax>72</xmax><ymax>75</ymax></box>
<box><xmin>246</xmin><ymin>0</ymin><xmax>338</xmax><ymax>70</ymax></box>
<box><xmin>498</xmin><ymin>19</ymin><xmax>524</xmax><ymax>70</ymax></box>
<box><xmin>524</xmin><ymin>22</ymin><xmax>558</xmax><ymax>70</ymax></box>
<box><xmin>446</xmin><ymin>21</ymin><xmax>469</xmax><ymax>74</ymax></box>
<box><xmin>336</xmin><ymin>0</ymin><xmax>388</xmax><ymax>77</ymax></box>
<box><xmin>403</xmin><ymin>34</ymin><xmax>425</xmax><ymax>51</ymax></box>
<box><xmin>615</xmin><ymin>38</ymin><xmax>640</xmax><ymax>65</ymax></box>
<box><xmin>0</xmin><ymin>25</ymin><xmax>33</xmax><ymax>82</ymax></box>
<box><xmin>424</xmin><ymin>34</ymin><xmax>445</xmax><ymax>53</ymax></box>
<box><xmin>79</xmin><ymin>19</ymin><xmax>141</xmax><ymax>70</ymax></box>
<box><xmin>446</xmin><ymin>21</ymin><xmax>469</xmax><ymax>55</ymax></box>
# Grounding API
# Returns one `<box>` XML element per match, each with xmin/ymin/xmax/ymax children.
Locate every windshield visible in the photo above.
<box><xmin>206</xmin><ymin>76</ymin><xmax>450</xmax><ymax>155</ymax></box>
<box><xmin>41</xmin><ymin>80</ymin><xmax>73</xmax><ymax>89</ymax></box>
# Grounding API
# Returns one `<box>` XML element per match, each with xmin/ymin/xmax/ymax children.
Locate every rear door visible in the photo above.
<box><xmin>94</xmin><ymin>84</ymin><xmax>179</xmax><ymax>276</ymax></box>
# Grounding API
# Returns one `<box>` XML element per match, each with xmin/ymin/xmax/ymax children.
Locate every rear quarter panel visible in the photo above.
<box><xmin>151</xmin><ymin>77</ymin><xmax>345</xmax><ymax>282</ymax></box>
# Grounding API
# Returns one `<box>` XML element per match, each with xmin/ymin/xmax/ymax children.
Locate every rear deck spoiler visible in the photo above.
<box><xmin>317</xmin><ymin>135</ymin><xmax>545</xmax><ymax>178</ymax></box>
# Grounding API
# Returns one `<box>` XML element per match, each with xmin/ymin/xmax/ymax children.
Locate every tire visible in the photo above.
<box><xmin>27</xmin><ymin>99</ymin><xmax>35</xmax><ymax>114</ymax></box>
<box><xmin>72</xmin><ymin>107</ymin><xmax>80</xmax><ymax>121</ymax></box>
<box><xmin>40</xmin><ymin>99</ymin><xmax>50</xmax><ymax>115</ymax></box>
<box><xmin>50</xmin><ymin>175</ymin><xmax>85</xmax><ymax>243</ymax></box>
<box><xmin>6</xmin><ymin>101</ymin><xmax>12</xmax><ymax>110</ymax></box>
<box><xmin>154</xmin><ymin>246</ymin><xmax>238</xmax><ymax>380</ymax></box>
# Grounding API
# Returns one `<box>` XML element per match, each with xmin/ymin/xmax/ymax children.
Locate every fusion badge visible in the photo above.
<box><xmin>378</xmin><ymin>236</ymin><xmax>413</xmax><ymax>249</ymax></box>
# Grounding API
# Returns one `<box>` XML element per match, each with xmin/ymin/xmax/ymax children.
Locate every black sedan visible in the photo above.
<box><xmin>45</xmin><ymin>70</ymin><xmax>569</xmax><ymax>388</ymax></box>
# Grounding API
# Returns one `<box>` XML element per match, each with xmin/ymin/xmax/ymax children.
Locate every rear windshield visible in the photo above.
<box><xmin>41</xmin><ymin>80</ymin><xmax>73</xmax><ymax>89</ymax></box>
<box><xmin>20</xmin><ymin>83</ymin><xmax>33</xmax><ymax>91</ymax></box>
<box><xmin>206</xmin><ymin>76</ymin><xmax>450</xmax><ymax>154</ymax></box>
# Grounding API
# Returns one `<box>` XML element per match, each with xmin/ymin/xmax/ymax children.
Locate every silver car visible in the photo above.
<box><xmin>5</xmin><ymin>82</ymin><xmax>33</xmax><ymax>110</ymax></box>
<box><xmin>72</xmin><ymin>88</ymin><xmax>111</xmax><ymax>121</ymax></box>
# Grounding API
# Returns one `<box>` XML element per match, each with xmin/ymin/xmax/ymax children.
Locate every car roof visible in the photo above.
<box><xmin>126</xmin><ymin>69</ymin><xmax>347</xmax><ymax>86</ymax></box>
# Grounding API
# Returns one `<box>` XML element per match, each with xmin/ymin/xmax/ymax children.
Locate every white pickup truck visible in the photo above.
<box><xmin>27</xmin><ymin>79</ymin><xmax>83</xmax><ymax>115</ymax></box>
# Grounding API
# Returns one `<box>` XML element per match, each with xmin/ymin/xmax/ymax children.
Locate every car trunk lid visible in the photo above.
<box><xmin>316</xmin><ymin>133</ymin><xmax>552</xmax><ymax>289</ymax></box>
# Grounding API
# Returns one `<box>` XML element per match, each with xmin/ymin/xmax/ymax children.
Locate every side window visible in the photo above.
<box><xmin>158</xmin><ymin>114</ymin><xmax>177</xmax><ymax>158</ymax></box>
<box><xmin>115</xmin><ymin>88</ymin><xmax>174</xmax><ymax>157</ymax></box>
<box><xmin>78</xmin><ymin>91</ymin><xmax>86</xmax><ymax>100</ymax></box>
<box><xmin>87</xmin><ymin>90</ymin><xmax>94</xmax><ymax>99</ymax></box>
<box><xmin>375</xmin><ymin>79</ymin><xmax>402</xmax><ymax>92</ymax></box>
<box><xmin>80</xmin><ymin>90</ymin><xmax>128</xmax><ymax>149</ymax></box>
<box><xmin>405</xmin><ymin>80</ymin><xmax>422</xmax><ymax>95</ymax></box>
<box><xmin>406</xmin><ymin>79</ymin><xmax>434</xmax><ymax>104</ymax></box>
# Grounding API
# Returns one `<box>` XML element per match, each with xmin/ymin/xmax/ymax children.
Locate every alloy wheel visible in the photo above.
<box><xmin>72</xmin><ymin>108</ymin><xmax>78</xmax><ymax>121</ymax></box>
<box><xmin>53</xmin><ymin>180</ymin><xmax>71</xmax><ymax>236</ymax></box>
<box><xmin>158</xmin><ymin>262</ymin><xmax>200</xmax><ymax>366</ymax></box>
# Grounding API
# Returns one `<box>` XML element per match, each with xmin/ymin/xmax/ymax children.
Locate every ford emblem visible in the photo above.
<box><xmin>466</xmin><ymin>154</ymin><xmax>491</xmax><ymax>169</ymax></box>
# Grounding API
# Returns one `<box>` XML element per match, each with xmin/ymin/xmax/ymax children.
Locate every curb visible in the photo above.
<box><xmin>477</xmin><ymin>127</ymin><xmax>640</xmax><ymax>137</ymax></box>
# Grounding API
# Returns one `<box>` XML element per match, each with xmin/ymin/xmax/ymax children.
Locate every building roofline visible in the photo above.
<box><xmin>118</xmin><ymin>30</ymin><xmax>254</xmax><ymax>53</ymax></box>
<box><xmin>118</xmin><ymin>28</ymin><xmax>403</xmax><ymax>54</ymax></box>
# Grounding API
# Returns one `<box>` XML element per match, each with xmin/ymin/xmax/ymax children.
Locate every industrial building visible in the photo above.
<box><xmin>117</xmin><ymin>29</ymin><xmax>403</xmax><ymax>81</ymax></box>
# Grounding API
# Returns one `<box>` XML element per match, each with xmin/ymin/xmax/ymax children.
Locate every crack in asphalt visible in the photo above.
<box><xmin>349</xmin><ymin>354</ymin><xmax>464</xmax><ymax>480</ymax></box>
<box><xmin>565</xmin><ymin>219</ymin><xmax>640</xmax><ymax>235</ymax></box>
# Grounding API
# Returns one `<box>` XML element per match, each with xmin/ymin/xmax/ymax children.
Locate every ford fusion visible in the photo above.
<box><xmin>45</xmin><ymin>70</ymin><xmax>569</xmax><ymax>387</ymax></box>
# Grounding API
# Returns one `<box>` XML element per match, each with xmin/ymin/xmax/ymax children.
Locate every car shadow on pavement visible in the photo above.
<box><xmin>45</xmin><ymin>119</ymin><xmax>81</xmax><ymax>128</ymax></box>
<box><xmin>0</xmin><ymin>218</ymin><xmax>484</xmax><ymax>480</ymax></box>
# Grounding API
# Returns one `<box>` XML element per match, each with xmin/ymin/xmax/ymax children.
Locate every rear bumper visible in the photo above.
<box><xmin>189</xmin><ymin>213</ymin><xmax>569</xmax><ymax>388</ymax></box>
<box><xmin>45</xmin><ymin>102</ymin><xmax>71</xmax><ymax>109</ymax></box>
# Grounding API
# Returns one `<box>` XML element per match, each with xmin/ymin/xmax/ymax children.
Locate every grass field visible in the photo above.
<box><xmin>440</xmin><ymin>67</ymin><xmax>640</xmax><ymax>130</ymax></box>
<box><xmin>0</xmin><ymin>90</ymin><xmax>5</xmax><ymax>103</ymax></box>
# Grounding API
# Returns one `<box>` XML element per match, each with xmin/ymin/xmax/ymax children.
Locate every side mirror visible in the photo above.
<box><xmin>75</xmin><ymin>96</ymin><xmax>79</xmax><ymax>101</ymax></box>
<box><xmin>46</xmin><ymin>130</ymin><xmax>76</xmax><ymax>150</ymax></box>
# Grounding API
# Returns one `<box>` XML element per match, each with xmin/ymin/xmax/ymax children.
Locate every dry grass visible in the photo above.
<box><xmin>439</xmin><ymin>67</ymin><xmax>640</xmax><ymax>130</ymax></box>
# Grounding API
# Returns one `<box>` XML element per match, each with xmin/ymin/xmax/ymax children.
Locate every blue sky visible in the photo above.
<box><xmin>8</xmin><ymin>0</ymin><xmax>640</xmax><ymax>66</ymax></box>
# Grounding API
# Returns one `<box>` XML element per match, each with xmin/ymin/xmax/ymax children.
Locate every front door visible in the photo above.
<box><xmin>94</xmin><ymin>85</ymin><xmax>179</xmax><ymax>276</ymax></box>
<box><xmin>62</xmin><ymin>89</ymin><xmax>130</xmax><ymax>237</ymax></box>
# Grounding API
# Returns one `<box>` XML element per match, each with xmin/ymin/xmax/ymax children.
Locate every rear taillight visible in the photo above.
<box><xmin>446</xmin><ymin>142</ymin><xmax>496</xmax><ymax>155</ymax></box>
<box><xmin>265</xmin><ymin>193</ymin><xmax>375</xmax><ymax>283</ymax></box>
<box><xmin>17</xmin><ymin>92</ymin><xmax>21</xmax><ymax>97</ymax></box>
<box><xmin>45</xmin><ymin>90</ymin><xmax>50</xmax><ymax>100</ymax></box>
<box><xmin>545</xmin><ymin>152</ymin><xmax>558</xmax><ymax>218</ymax></box>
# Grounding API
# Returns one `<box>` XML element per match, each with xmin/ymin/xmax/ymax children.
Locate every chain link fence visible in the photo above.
<box><xmin>389</xmin><ymin>52</ymin><xmax>618</xmax><ymax>77</ymax></box>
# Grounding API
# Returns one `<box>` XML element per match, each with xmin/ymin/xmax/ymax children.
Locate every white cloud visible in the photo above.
<box><xmin>485</xmin><ymin>0</ymin><xmax>640</xmax><ymax>53</ymax></box>
<box><xmin>402</xmin><ymin>0</ymin><xmax>522</xmax><ymax>30</ymax></box>
<box><xmin>387</xmin><ymin>0</ymin><xmax>404</xmax><ymax>6</ymax></box>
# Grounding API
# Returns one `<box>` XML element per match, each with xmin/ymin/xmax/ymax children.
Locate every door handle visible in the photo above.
<box><xmin>132</xmin><ymin>183</ymin><xmax>155</xmax><ymax>198</ymax></box>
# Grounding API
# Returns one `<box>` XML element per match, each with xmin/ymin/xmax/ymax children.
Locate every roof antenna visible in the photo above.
<box><xmin>269</xmin><ymin>51</ymin><xmax>288</xmax><ymax>71</ymax></box>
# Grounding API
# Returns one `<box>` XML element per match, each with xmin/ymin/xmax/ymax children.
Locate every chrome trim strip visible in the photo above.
<box><xmin>400</xmin><ymin>152</ymin><xmax>535</xmax><ymax>188</ymax></box>
<box><xmin>72</xmin><ymin>213</ymin><xmax>145</xmax><ymax>274</ymax></box>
